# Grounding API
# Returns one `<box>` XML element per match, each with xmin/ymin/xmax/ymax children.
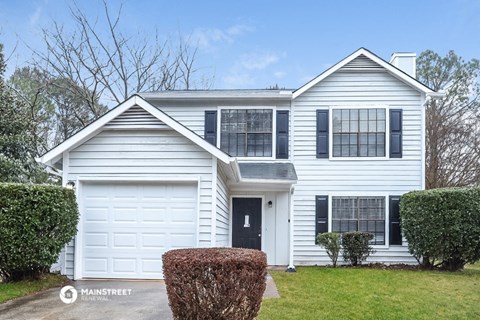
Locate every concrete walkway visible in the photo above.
<box><xmin>0</xmin><ymin>275</ymin><xmax>280</xmax><ymax>320</ymax></box>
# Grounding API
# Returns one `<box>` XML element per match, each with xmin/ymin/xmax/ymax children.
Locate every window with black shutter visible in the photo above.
<box><xmin>315</xmin><ymin>195</ymin><xmax>329</xmax><ymax>242</ymax></box>
<box><xmin>204</xmin><ymin>111</ymin><xmax>217</xmax><ymax>145</ymax></box>
<box><xmin>389</xmin><ymin>196</ymin><xmax>402</xmax><ymax>245</ymax></box>
<box><xmin>276</xmin><ymin>111</ymin><xmax>289</xmax><ymax>159</ymax></box>
<box><xmin>316</xmin><ymin>110</ymin><xmax>329</xmax><ymax>158</ymax></box>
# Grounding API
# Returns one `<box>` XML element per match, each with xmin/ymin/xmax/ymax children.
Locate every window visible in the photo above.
<box><xmin>332</xmin><ymin>109</ymin><xmax>386</xmax><ymax>157</ymax></box>
<box><xmin>220</xmin><ymin>109</ymin><xmax>273</xmax><ymax>157</ymax></box>
<box><xmin>332</xmin><ymin>196</ymin><xmax>385</xmax><ymax>245</ymax></box>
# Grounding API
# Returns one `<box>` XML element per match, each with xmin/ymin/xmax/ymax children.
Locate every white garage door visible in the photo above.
<box><xmin>80</xmin><ymin>181</ymin><xmax>197</xmax><ymax>279</ymax></box>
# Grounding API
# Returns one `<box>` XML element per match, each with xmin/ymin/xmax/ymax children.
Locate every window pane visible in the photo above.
<box><xmin>377</xmin><ymin>109</ymin><xmax>386</xmax><ymax>120</ymax></box>
<box><xmin>342</xmin><ymin>117</ymin><xmax>350</xmax><ymax>132</ymax></box>
<box><xmin>377</xmin><ymin>119</ymin><xmax>386</xmax><ymax>132</ymax></box>
<box><xmin>359</xmin><ymin>120</ymin><xmax>368</xmax><ymax>132</ymax></box>
<box><xmin>350</xmin><ymin>119</ymin><xmax>358</xmax><ymax>132</ymax></box>
<box><xmin>333</xmin><ymin>110</ymin><xmax>342</xmax><ymax>133</ymax></box>
<box><xmin>359</xmin><ymin>109</ymin><xmax>368</xmax><ymax>121</ymax></box>
<box><xmin>333</xmin><ymin>134</ymin><xmax>341</xmax><ymax>145</ymax></box>
<box><xmin>368</xmin><ymin>109</ymin><xmax>377</xmax><ymax>120</ymax></box>
<box><xmin>333</xmin><ymin>145</ymin><xmax>341</xmax><ymax>157</ymax></box>
<box><xmin>350</xmin><ymin>109</ymin><xmax>358</xmax><ymax>120</ymax></box>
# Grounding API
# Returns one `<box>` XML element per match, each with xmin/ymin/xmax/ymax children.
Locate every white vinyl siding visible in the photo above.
<box><xmin>64</xmin><ymin>129</ymin><xmax>213</xmax><ymax>278</ymax></box>
<box><xmin>216</xmin><ymin>164</ymin><xmax>230</xmax><ymax>246</ymax></box>
<box><xmin>292</xmin><ymin>56</ymin><xmax>422</xmax><ymax>265</ymax></box>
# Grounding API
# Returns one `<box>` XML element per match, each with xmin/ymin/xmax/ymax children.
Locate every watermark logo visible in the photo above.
<box><xmin>59</xmin><ymin>286</ymin><xmax>78</xmax><ymax>304</ymax></box>
<box><xmin>59</xmin><ymin>286</ymin><xmax>133</xmax><ymax>303</ymax></box>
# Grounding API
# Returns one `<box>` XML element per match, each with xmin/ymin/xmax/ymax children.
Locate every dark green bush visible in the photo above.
<box><xmin>342</xmin><ymin>232</ymin><xmax>374</xmax><ymax>266</ymax></box>
<box><xmin>0</xmin><ymin>183</ymin><xmax>79</xmax><ymax>281</ymax></box>
<box><xmin>317</xmin><ymin>232</ymin><xmax>341</xmax><ymax>267</ymax></box>
<box><xmin>162</xmin><ymin>248</ymin><xmax>267</xmax><ymax>320</ymax></box>
<box><xmin>401</xmin><ymin>188</ymin><xmax>480</xmax><ymax>271</ymax></box>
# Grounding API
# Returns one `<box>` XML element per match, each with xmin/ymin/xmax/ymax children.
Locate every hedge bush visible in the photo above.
<box><xmin>162</xmin><ymin>248</ymin><xmax>267</xmax><ymax>320</ymax></box>
<box><xmin>401</xmin><ymin>188</ymin><xmax>480</xmax><ymax>271</ymax></box>
<box><xmin>342</xmin><ymin>232</ymin><xmax>374</xmax><ymax>266</ymax></box>
<box><xmin>0</xmin><ymin>183</ymin><xmax>79</xmax><ymax>281</ymax></box>
<box><xmin>316</xmin><ymin>232</ymin><xmax>341</xmax><ymax>267</ymax></box>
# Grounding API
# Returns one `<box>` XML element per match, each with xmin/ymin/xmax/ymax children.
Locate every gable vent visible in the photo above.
<box><xmin>341</xmin><ymin>54</ymin><xmax>383</xmax><ymax>71</ymax></box>
<box><xmin>104</xmin><ymin>105</ymin><xmax>168</xmax><ymax>129</ymax></box>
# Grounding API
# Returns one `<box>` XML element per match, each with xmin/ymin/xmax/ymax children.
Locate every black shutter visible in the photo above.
<box><xmin>389</xmin><ymin>196</ymin><xmax>402</xmax><ymax>245</ymax></box>
<box><xmin>316</xmin><ymin>110</ymin><xmax>329</xmax><ymax>158</ymax></box>
<box><xmin>276</xmin><ymin>111</ymin><xmax>289</xmax><ymax>159</ymax></box>
<box><xmin>390</xmin><ymin>109</ymin><xmax>402</xmax><ymax>158</ymax></box>
<box><xmin>315</xmin><ymin>195</ymin><xmax>329</xmax><ymax>242</ymax></box>
<box><xmin>204</xmin><ymin>111</ymin><xmax>217</xmax><ymax>145</ymax></box>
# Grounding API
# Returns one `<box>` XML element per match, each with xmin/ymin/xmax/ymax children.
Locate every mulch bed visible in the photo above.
<box><xmin>328</xmin><ymin>263</ymin><xmax>421</xmax><ymax>271</ymax></box>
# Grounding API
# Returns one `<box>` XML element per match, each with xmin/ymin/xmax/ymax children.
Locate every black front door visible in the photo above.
<box><xmin>232</xmin><ymin>198</ymin><xmax>262</xmax><ymax>250</ymax></box>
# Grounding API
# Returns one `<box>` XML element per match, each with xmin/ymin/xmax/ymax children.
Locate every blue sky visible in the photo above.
<box><xmin>0</xmin><ymin>0</ymin><xmax>479</xmax><ymax>90</ymax></box>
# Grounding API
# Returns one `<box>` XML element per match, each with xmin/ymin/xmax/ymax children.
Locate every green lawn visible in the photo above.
<box><xmin>0</xmin><ymin>273</ymin><xmax>68</xmax><ymax>303</ymax></box>
<box><xmin>259</xmin><ymin>264</ymin><xmax>480</xmax><ymax>320</ymax></box>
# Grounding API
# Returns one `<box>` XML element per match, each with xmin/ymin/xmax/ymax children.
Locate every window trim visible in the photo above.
<box><xmin>217</xmin><ymin>106</ymin><xmax>277</xmax><ymax>160</ymax></box>
<box><xmin>327</xmin><ymin>192</ymin><xmax>390</xmax><ymax>249</ymax></box>
<box><xmin>328</xmin><ymin>105</ymin><xmax>390</xmax><ymax>161</ymax></box>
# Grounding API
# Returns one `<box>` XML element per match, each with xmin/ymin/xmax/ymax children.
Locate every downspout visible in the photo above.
<box><xmin>287</xmin><ymin>185</ymin><xmax>296</xmax><ymax>272</ymax></box>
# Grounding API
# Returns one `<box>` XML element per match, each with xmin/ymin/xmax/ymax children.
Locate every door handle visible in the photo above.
<box><xmin>258</xmin><ymin>233</ymin><xmax>261</xmax><ymax>237</ymax></box>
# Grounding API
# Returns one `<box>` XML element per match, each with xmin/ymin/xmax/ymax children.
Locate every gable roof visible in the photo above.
<box><xmin>37</xmin><ymin>95</ymin><xmax>233</xmax><ymax>165</ymax></box>
<box><xmin>292</xmin><ymin>47</ymin><xmax>435</xmax><ymax>99</ymax></box>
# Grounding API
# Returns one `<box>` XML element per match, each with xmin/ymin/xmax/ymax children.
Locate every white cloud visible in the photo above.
<box><xmin>29</xmin><ymin>6</ymin><xmax>42</xmax><ymax>28</ymax></box>
<box><xmin>226</xmin><ymin>24</ymin><xmax>254</xmax><ymax>36</ymax></box>
<box><xmin>190</xmin><ymin>24</ymin><xmax>254</xmax><ymax>50</ymax></box>
<box><xmin>240</xmin><ymin>52</ymin><xmax>281</xmax><ymax>70</ymax></box>
<box><xmin>222</xmin><ymin>73</ymin><xmax>255</xmax><ymax>87</ymax></box>
<box><xmin>222</xmin><ymin>50</ymin><xmax>286</xmax><ymax>88</ymax></box>
<box><xmin>273</xmin><ymin>71</ymin><xmax>287</xmax><ymax>79</ymax></box>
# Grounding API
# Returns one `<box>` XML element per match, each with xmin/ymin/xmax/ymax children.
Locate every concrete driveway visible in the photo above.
<box><xmin>0</xmin><ymin>280</ymin><xmax>172</xmax><ymax>320</ymax></box>
<box><xmin>0</xmin><ymin>276</ymin><xmax>279</xmax><ymax>320</ymax></box>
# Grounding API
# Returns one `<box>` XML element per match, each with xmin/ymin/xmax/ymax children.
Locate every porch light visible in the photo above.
<box><xmin>66</xmin><ymin>181</ymin><xmax>76</xmax><ymax>190</ymax></box>
<box><xmin>268</xmin><ymin>201</ymin><xmax>273</xmax><ymax>208</ymax></box>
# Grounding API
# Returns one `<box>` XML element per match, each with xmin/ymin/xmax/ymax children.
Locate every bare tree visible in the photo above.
<box><xmin>417</xmin><ymin>50</ymin><xmax>480</xmax><ymax>188</ymax></box>
<box><xmin>33</xmin><ymin>1</ymin><xmax>203</xmax><ymax>110</ymax></box>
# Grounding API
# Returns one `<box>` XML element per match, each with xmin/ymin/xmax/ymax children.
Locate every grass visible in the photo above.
<box><xmin>259</xmin><ymin>264</ymin><xmax>480</xmax><ymax>320</ymax></box>
<box><xmin>0</xmin><ymin>273</ymin><xmax>69</xmax><ymax>304</ymax></box>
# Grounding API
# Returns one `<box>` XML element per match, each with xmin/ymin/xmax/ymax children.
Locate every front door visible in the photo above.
<box><xmin>232</xmin><ymin>198</ymin><xmax>262</xmax><ymax>250</ymax></box>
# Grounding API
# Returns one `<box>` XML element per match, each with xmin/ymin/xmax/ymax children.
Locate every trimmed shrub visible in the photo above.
<box><xmin>401</xmin><ymin>188</ymin><xmax>480</xmax><ymax>271</ymax></box>
<box><xmin>342</xmin><ymin>232</ymin><xmax>374</xmax><ymax>266</ymax></box>
<box><xmin>316</xmin><ymin>232</ymin><xmax>341</xmax><ymax>267</ymax></box>
<box><xmin>0</xmin><ymin>183</ymin><xmax>79</xmax><ymax>281</ymax></box>
<box><xmin>162</xmin><ymin>248</ymin><xmax>267</xmax><ymax>320</ymax></box>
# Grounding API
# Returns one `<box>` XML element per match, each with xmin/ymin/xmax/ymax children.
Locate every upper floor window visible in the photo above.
<box><xmin>220</xmin><ymin>109</ymin><xmax>273</xmax><ymax>157</ymax></box>
<box><xmin>332</xmin><ymin>109</ymin><xmax>386</xmax><ymax>157</ymax></box>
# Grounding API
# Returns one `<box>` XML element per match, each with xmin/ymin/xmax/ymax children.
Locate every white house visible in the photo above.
<box><xmin>39</xmin><ymin>48</ymin><xmax>441</xmax><ymax>279</ymax></box>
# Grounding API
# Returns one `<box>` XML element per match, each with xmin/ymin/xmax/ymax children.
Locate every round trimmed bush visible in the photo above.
<box><xmin>162</xmin><ymin>248</ymin><xmax>267</xmax><ymax>320</ymax></box>
<box><xmin>401</xmin><ymin>187</ymin><xmax>480</xmax><ymax>271</ymax></box>
<box><xmin>0</xmin><ymin>183</ymin><xmax>79</xmax><ymax>281</ymax></box>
